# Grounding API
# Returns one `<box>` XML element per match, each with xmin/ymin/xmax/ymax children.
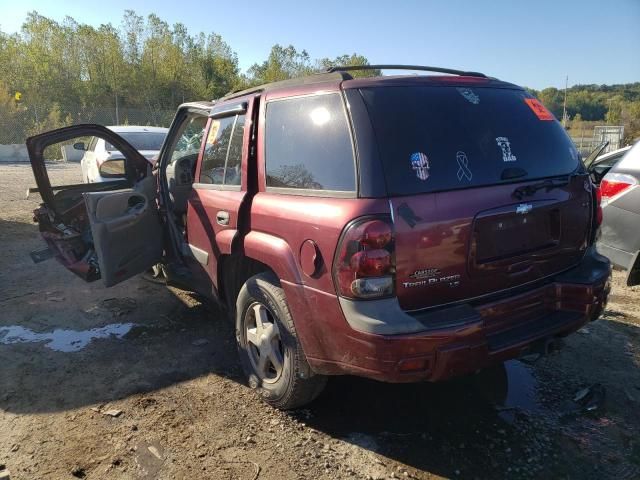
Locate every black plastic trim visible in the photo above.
<box><xmin>327</xmin><ymin>64</ymin><xmax>487</xmax><ymax>78</ymax></box>
<box><xmin>344</xmin><ymin>89</ymin><xmax>387</xmax><ymax>198</ymax></box>
<box><xmin>487</xmin><ymin>311</ymin><xmax>582</xmax><ymax>351</ymax></box>
<box><xmin>210</xmin><ymin>102</ymin><xmax>247</xmax><ymax>118</ymax></box>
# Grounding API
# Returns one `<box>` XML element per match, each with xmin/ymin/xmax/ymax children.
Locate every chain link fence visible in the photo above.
<box><xmin>570</xmin><ymin>125</ymin><xmax>626</xmax><ymax>158</ymax></box>
<box><xmin>0</xmin><ymin>105</ymin><xmax>175</xmax><ymax>145</ymax></box>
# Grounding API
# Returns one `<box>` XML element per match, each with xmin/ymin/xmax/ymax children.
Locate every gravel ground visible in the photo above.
<box><xmin>1</xmin><ymin>163</ymin><xmax>639</xmax><ymax>480</ymax></box>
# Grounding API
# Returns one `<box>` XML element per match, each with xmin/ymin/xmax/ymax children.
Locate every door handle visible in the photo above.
<box><xmin>216</xmin><ymin>210</ymin><xmax>230</xmax><ymax>226</ymax></box>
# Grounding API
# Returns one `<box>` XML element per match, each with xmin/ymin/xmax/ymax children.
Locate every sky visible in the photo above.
<box><xmin>1</xmin><ymin>0</ymin><xmax>639</xmax><ymax>90</ymax></box>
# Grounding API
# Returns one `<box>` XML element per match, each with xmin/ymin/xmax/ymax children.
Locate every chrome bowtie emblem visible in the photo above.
<box><xmin>516</xmin><ymin>203</ymin><xmax>533</xmax><ymax>214</ymax></box>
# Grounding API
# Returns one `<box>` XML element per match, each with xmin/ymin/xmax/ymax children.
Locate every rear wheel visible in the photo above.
<box><xmin>235</xmin><ymin>272</ymin><xmax>327</xmax><ymax>409</ymax></box>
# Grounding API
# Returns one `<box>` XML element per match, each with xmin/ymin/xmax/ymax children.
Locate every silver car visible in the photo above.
<box><xmin>596</xmin><ymin>142</ymin><xmax>640</xmax><ymax>286</ymax></box>
<box><xmin>589</xmin><ymin>145</ymin><xmax>632</xmax><ymax>185</ymax></box>
<box><xmin>79</xmin><ymin>126</ymin><xmax>168</xmax><ymax>183</ymax></box>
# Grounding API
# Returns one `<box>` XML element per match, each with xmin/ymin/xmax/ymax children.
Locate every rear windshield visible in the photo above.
<box><xmin>359</xmin><ymin>86</ymin><xmax>581</xmax><ymax>195</ymax></box>
<box><xmin>106</xmin><ymin>132</ymin><xmax>166</xmax><ymax>151</ymax></box>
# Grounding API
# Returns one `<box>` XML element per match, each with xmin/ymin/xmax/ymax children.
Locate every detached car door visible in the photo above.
<box><xmin>27</xmin><ymin>124</ymin><xmax>163</xmax><ymax>286</ymax></box>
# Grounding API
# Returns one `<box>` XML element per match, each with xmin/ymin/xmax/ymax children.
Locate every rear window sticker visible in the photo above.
<box><xmin>206</xmin><ymin>120</ymin><xmax>221</xmax><ymax>144</ymax></box>
<box><xmin>456</xmin><ymin>151</ymin><xmax>473</xmax><ymax>182</ymax></box>
<box><xmin>457</xmin><ymin>87</ymin><xmax>480</xmax><ymax>105</ymax></box>
<box><xmin>524</xmin><ymin>98</ymin><xmax>554</xmax><ymax>121</ymax></box>
<box><xmin>410</xmin><ymin>152</ymin><xmax>430</xmax><ymax>181</ymax></box>
<box><xmin>496</xmin><ymin>137</ymin><xmax>517</xmax><ymax>162</ymax></box>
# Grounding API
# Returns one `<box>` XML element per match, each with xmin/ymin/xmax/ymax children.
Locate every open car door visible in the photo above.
<box><xmin>583</xmin><ymin>141</ymin><xmax>609</xmax><ymax>170</ymax></box>
<box><xmin>27</xmin><ymin>124</ymin><xmax>163</xmax><ymax>286</ymax></box>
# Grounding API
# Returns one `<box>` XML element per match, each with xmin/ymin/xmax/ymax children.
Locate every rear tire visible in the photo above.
<box><xmin>235</xmin><ymin>272</ymin><xmax>327</xmax><ymax>409</ymax></box>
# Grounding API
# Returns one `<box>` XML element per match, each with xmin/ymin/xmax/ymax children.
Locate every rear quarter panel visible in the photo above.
<box><xmin>248</xmin><ymin>193</ymin><xmax>389</xmax><ymax>292</ymax></box>
<box><xmin>251</xmin><ymin>86</ymin><xmax>391</xmax><ymax>291</ymax></box>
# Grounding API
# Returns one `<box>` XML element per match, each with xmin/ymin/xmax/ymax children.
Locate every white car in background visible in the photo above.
<box><xmin>585</xmin><ymin>143</ymin><xmax>633</xmax><ymax>185</ymax></box>
<box><xmin>79</xmin><ymin>126</ymin><xmax>169</xmax><ymax>183</ymax></box>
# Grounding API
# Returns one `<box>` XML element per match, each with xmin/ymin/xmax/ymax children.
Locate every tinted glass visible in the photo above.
<box><xmin>360</xmin><ymin>86</ymin><xmax>582</xmax><ymax>195</ymax></box>
<box><xmin>598</xmin><ymin>154</ymin><xmax>623</xmax><ymax>169</ymax></box>
<box><xmin>106</xmin><ymin>132</ymin><xmax>166</xmax><ymax>151</ymax></box>
<box><xmin>265</xmin><ymin>94</ymin><xmax>355</xmax><ymax>191</ymax></box>
<box><xmin>225</xmin><ymin>115</ymin><xmax>245</xmax><ymax>186</ymax></box>
<box><xmin>200</xmin><ymin>116</ymin><xmax>235</xmax><ymax>184</ymax></box>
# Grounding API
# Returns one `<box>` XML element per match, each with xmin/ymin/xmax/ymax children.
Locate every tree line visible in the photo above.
<box><xmin>529</xmin><ymin>83</ymin><xmax>640</xmax><ymax>143</ymax></box>
<box><xmin>0</xmin><ymin>10</ymin><xmax>638</xmax><ymax>144</ymax></box>
<box><xmin>0</xmin><ymin>10</ymin><xmax>374</xmax><ymax>143</ymax></box>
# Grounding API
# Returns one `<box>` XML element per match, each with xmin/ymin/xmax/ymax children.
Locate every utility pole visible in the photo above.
<box><xmin>562</xmin><ymin>75</ymin><xmax>568</xmax><ymax>128</ymax></box>
<box><xmin>115</xmin><ymin>92</ymin><xmax>120</xmax><ymax>125</ymax></box>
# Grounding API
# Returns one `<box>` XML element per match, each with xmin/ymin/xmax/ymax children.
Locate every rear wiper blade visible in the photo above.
<box><xmin>512</xmin><ymin>176</ymin><xmax>571</xmax><ymax>200</ymax></box>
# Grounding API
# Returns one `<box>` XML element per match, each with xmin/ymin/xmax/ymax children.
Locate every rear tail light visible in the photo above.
<box><xmin>588</xmin><ymin>181</ymin><xmax>603</xmax><ymax>245</ymax></box>
<box><xmin>333</xmin><ymin>217</ymin><xmax>395</xmax><ymax>299</ymax></box>
<box><xmin>600</xmin><ymin>173</ymin><xmax>637</xmax><ymax>206</ymax></box>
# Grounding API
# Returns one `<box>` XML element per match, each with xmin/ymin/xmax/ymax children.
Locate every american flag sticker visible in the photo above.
<box><xmin>410</xmin><ymin>152</ymin><xmax>430</xmax><ymax>181</ymax></box>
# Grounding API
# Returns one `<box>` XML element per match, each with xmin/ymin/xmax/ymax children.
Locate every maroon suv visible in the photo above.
<box><xmin>27</xmin><ymin>65</ymin><xmax>610</xmax><ymax>409</ymax></box>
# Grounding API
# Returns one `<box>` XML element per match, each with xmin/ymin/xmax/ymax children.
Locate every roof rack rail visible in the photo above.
<box><xmin>325</xmin><ymin>64</ymin><xmax>487</xmax><ymax>78</ymax></box>
<box><xmin>221</xmin><ymin>71</ymin><xmax>352</xmax><ymax>101</ymax></box>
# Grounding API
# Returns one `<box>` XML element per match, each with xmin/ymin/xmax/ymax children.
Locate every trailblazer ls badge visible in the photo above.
<box><xmin>403</xmin><ymin>268</ymin><xmax>461</xmax><ymax>289</ymax></box>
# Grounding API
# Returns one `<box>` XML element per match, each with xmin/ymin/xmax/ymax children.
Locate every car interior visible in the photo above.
<box><xmin>164</xmin><ymin>114</ymin><xmax>208</xmax><ymax>231</ymax></box>
<box><xmin>590</xmin><ymin>151</ymin><xmax>628</xmax><ymax>185</ymax></box>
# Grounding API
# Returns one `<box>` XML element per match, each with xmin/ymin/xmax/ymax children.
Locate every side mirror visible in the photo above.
<box><xmin>99</xmin><ymin>158</ymin><xmax>126</xmax><ymax>178</ymax></box>
<box><xmin>73</xmin><ymin>141</ymin><xmax>87</xmax><ymax>151</ymax></box>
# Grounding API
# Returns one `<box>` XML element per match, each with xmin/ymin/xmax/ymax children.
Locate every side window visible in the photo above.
<box><xmin>265</xmin><ymin>93</ymin><xmax>355</xmax><ymax>192</ymax></box>
<box><xmin>200</xmin><ymin>117</ymin><xmax>234</xmax><ymax>184</ymax></box>
<box><xmin>199</xmin><ymin>114</ymin><xmax>245</xmax><ymax>186</ymax></box>
<box><xmin>225</xmin><ymin>115</ymin><xmax>245</xmax><ymax>186</ymax></box>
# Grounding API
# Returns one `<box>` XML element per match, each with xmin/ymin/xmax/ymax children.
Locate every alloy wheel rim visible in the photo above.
<box><xmin>244</xmin><ymin>302</ymin><xmax>285</xmax><ymax>384</ymax></box>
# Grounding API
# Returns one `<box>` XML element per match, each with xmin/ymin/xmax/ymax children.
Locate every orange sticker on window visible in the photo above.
<box><xmin>206</xmin><ymin>120</ymin><xmax>221</xmax><ymax>144</ymax></box>
<box><xmin>524</xmin><ymin>98</ymin><xmax>554</xmax><ymax>121</ymax></box>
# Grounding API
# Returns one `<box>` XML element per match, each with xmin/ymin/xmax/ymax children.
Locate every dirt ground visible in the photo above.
<box><xmin>1</xmin><ymin>162</ymin><xmax>639</xmax><ymax>480</ymax></box>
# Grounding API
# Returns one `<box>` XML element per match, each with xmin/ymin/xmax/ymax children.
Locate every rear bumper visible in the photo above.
<box><xmin>284</xmin><ymin>248</ymin><xmax>611</xmax><ymax>383</ymax></box>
